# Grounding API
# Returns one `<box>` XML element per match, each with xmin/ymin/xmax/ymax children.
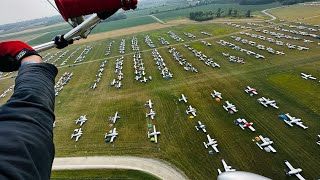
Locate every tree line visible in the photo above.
<box><xmin>189</xmin><ymin>8</ymin><xmax>251</xmax><ymax>21</ymax></box>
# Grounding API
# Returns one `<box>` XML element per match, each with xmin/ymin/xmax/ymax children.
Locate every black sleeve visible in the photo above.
<box><xmin>0</xmin><ymin>63</ymin><xmax>58</xmax><ymax>180</ymax></box>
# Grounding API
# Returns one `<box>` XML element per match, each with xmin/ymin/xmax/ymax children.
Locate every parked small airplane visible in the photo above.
<box><xmin>317</xmin><ymin>135</ymin><xmax>320</xmax><ymax>146</ymax></box>
<box><xmin>217</xmin><ymin>159</ymin><xmax>236</xmax><ymax>174</ymax></box>
<box><xmin>91</xmin><ymin>83</ymin><xmax>97</xmax><ymax>89</ymax></box>
<box><xmin>258</xmin><ymin>97</ymin><xmax>279</xmax><ymax>109</ymax></box>
<box><xmin>284</xmin><ymin>160</ymin><xmax>305</xmax><ymax>180</ymax></box>
<box><xmin>234</xmin><ymin>118</ymin><xmax>256</xmax><ymax>131</ymax></box>
<box><xmin>186</xmin><ymin>105</ymin><xmax>197</xmax><ymax>116</ymax></box>
<box><xmin>223</xmin><ymin>101</ymin><xmax>238</xmax><ymax>113</ymax></box>
<box><xmin>104</xmin><ymin>128</ymin><xmax>118</xmax><ymax>143</ymax></box>
<box><xmin>145</xmin><ymin>99</ymin><xmax>153</xmax><ymax>109</ymax></box>
<box><xmin>256</xmin><ymin>135</ymin><xmax>276</xmax><ymax>153</ymax></box>
<box><xmin>75</xmin><ymin>115</ymin><xmax>88</xmax><ymax>126</ymax></box>
<box><xmin>203</xmin><ymin>134</ymin><xmax>219</xmax><ymax>153</ymax></box>
<box><xmin>71</xmin><ymin>128</ymin><xmax>83</xmax><ymax>142</ymax></box>
<box><xmin>147</xmin><ymin>125</ymin><xmax>161</xmax><ymax>143</ymax></box>
<box><xmin>140</xmin><ymin>76</ymin><xmax>148</xmax><ymax>83</ymax></box>
<box><xmin>146</xmin><ymin>109</ymin><xmax>156</xmax><ymax>119</ymax></box>
<box><xmin>109</xmin><ymin>112</ymin><xmax>120</xmax><ymax>124</ymax></box>
<box><xmin>282</xmin><ymin>113</ymin><xmax>308</xmax><ymax>129</ymax></box>
<box><xmin>195</xmin><ymin>121</ymin><xmax>207</xmax><ymax>132</ymax></box>
<box><xmin>244</xmin><ymin>86</ymin><xmax>258</xmax><ymax>96</ymax></box>
<box><xmin>178</xmin><ymin>94</ymin><xmax>188</xmax><ymax>103</ymax></box>
<box><xmin>301</xmin><ymin>73</ymin><xmax>316</xmax><ymax>80</ymax></box>
<box><xmin>211</xmin><ymin>90</ymin><xmax>222</xmax><ymax>99</ymax></box>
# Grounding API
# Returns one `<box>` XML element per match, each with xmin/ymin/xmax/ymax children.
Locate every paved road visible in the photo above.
<box><xmin>52</xmin><ymin>156</ymin><xmax>188</xmax><ymax>180</ymax></box>
<box><xmin>261</xmin><ymin>7</ymin><xmax>282</xmax><ymax>20</ymax></box>
<box><xmin>149</xmin><ymin>15</ymin><xmax>166</xmax><ymax>24</ymax></box>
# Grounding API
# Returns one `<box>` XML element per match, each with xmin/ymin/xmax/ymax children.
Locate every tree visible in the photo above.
<box><xmin>245</xmin><ymin>10</ymin><xmax>251</xmax><ymax>17</ymax></box>
<box><xmin>216</xmin><ymin>8</ymin><xmax>222</xmax><ymax>18</ymax></box>
<box><xmin>228</xmin><ymin>8</ymin><xmax>233</xmax><ymax>16</ymax></box>
<box><xmin>233</xmin><ymin>9</ymin><xmax>238</xmax><ymax>17</ymax></box>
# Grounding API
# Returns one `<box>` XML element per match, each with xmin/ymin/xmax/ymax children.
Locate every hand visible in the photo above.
<box><xmin>0</xmin><ymin>41</ymin><xmax>41</xmax><ymax>72</ymax></box>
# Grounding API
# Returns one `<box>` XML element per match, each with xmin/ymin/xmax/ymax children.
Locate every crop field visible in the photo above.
<box><xmin>153</xmin><ymin>2</ymin><xmax>281</xmax><ymax>20</ymax></box>
<box><xmin>0</xmin><ymin>4</ymin><xmax>320</xmax><ymax>180</ymax></box>
<box><xmin>269</xmin><ymin>4</ymin><xmax>320</xmax><ymax>21</ymax></box>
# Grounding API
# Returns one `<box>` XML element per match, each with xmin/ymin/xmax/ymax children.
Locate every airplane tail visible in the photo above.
<box><xmin>203</xmin><ymin>142</ymin><xmax>208</xmax><ymax>148</ymax></box>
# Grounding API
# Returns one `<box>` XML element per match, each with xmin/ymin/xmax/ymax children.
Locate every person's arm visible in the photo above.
<box><xmin>0</xmin><ymin>41</ymin><xmax>58</xmax><ymax>179</ymax></box>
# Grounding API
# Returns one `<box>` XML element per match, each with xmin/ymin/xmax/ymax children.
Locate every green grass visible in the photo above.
<box><xmin>51</xmin><ymin>169</ymin><xmax>159</xmax><ymax>180</ymax></box>
<box><xmin>269</xmin><ymin>4</ymin><xmax>320</xmax><ymax>21</ymax></box>
<box><xmin>1</xmin><ymin>5</ymin><xmax>320</xmax><ymax>180</ymax></box>
<box><xmin>153</xmin><ymin>3</ymin><xmax>281</xmax><ymax>21</ymax></box>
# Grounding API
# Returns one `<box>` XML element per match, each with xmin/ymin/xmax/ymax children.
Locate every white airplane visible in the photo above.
<box><xmin>145</xmin><ymin>99</ymin><xmax>153</xmax><ymax>109</ymax></box>
<box><xmin>317</xmin><ymin>135</ymin><xmax>320</xmax><ymax>146</ymax></box>
<box><xmin>109</xmin><ymin>112</ymin><xmax>120</xmax><ymax>124</ymax></box>
<box><xmin>256</xmin><ymin>135</ymin><xmax>277</xmax><ymax>153</ymax></box>
<box><xmin>234</xmin><ymin>118</ymin><xmax>255</xmax><ymax>132</ymax></box>
<box><xmin>258</xmin><ymin>97</ymin><xmax>279</xmax><ymax>109</ymax></box>
<box><xmin>71</xmin><ymin>128</ymin><xmax>83</xmax><ymax>142</ymax></box>
<box><xmin>178</xmin><ymin>94</ymin><xmax>188</xmax><ymax>103</ymax></box>
<box><xmin>283</xmin><ymin>113</ymin><xmax>308</xmax><ymax>129</ymax></box>
<box><xmin>195</xmin><ymin>121</ymin><xmax>206</xmax><ymax>133</ymax></box>
<box><xmin>284</xmin><ymin>160</ymin><xmax>305</xmax><ymax>180</ymax></box>
<box><xmin>186</xmin><ymin>105</ymin><xmax>197</xmax><ymax>116</ymax></box>
<box><xmin>223</xmin><ymin>101</ymin><xmax>238</xmax><ymax>113</ymax></box>
<box><xmin>91</xmin><ymin>83</ymin><xmax>97</xmax><ymax>89</ymax></box>
<box><xmin>300</xmin><ymin>73</ymin><xmax>316</xmax><ymax>80</ymax></box>
<box><xmin>53</xmin><ymin>121</ymin><xmax>56</xmax><ymax>128</ymax></box>
<box><xmin>211</xmin><ymin>90</ymin><xmax>222</xmax><ymax>99</ymax></box>
<box><xmin>203</xmin><ymin>134</ymin><xmax>219</xmax><ymax>153</ymax></box>
<box><xmin>75</xmin><ymin>115</ymin><xmax>88</xmax><ymax>126</ymax></box>
<box><xmin>140</xmin><ymin>76</ymin><xmax>148</xmax><ymax>83</ymax></box>
<box><xmin>146</xmin><ymin>109</ymin><xmax>156</xmax><ymax>119</ymax></box>
<box><xmin>244</xmin><ymin>86</ymin><xmax>258</xmax><ymax>96</ymax></box>
<box><xmin>104</xmin><ymin>128</ymin><xmax>118</xmax><ymax>143</ymax></box>
<box><xmin>147</xmin><ymin>125</ymin><xmax>161</xmax><ymax>143</ymax></box>
<box><xmin>217</xmin><ymin>159</ymin><xmax>236</xmax><ymax>174</ymax></box>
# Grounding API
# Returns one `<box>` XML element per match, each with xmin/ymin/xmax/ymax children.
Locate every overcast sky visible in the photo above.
<box><xmin>0</xmin><ymin>0</ymin><xmax>59</xmax><ymax>25</ymax></box>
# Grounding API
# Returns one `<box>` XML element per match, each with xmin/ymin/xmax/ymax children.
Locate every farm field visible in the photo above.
<box><xmin>0</xmin><ymin>4</ymin><xmax>320</xmax><ymax>180</ymax></box>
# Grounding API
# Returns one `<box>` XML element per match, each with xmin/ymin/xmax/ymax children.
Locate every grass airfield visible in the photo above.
<box><xmin>0</xmin><ymin>5</ymin><xmax>320</xmax><ymax>180</ymax></box>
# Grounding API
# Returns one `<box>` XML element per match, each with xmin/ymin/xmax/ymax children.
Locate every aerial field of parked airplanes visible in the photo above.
<box><xmin>0</xmin><ymin>4</ymin><xmax>320</xmax><ymax>180</ymax></box>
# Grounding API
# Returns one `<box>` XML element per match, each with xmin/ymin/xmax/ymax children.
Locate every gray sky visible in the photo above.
<box><xmin>0</xmin><ymin>0</ymin><xmax>59</xmax><ymax>25</ymax></box>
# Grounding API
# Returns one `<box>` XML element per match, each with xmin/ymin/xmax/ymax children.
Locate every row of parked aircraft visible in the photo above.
<box><xmin>91</xmin><ymin>60</ymin><xmax>107</xmax><ymax>90</ymax></box>
<box><xmin>152</xmin><ymin>49</ymin><xmax>174</xmax><ymax>79</ymax></box>
<box><xmin>110</xmin><ymin>56</ymin><xmax>124</xmax><ymax>89</ymax></box>
<box><xmin>179</xmin><ymin>94</ymin><xmax>219</xmax><ymax>153</ymax></box>
<box><xmin>104</xmin><ymin>41</ymin><xmax>114</xmax><ymax>56</ymax></box>
<box><xmin>168</xmin><ymin>47</ymin><xmax>198</xmax><ymax>73</ymax></box>
<box><xmin>144</xmin><ymin>100</ymin><xmax>160</xmax><ymax>143</ymax></box>
<box><xmin>132</xmin><ymin>37</ymin><xmax>151</xmax><ymax>83</ymax></box>
<box><xmin>54</xmin><ymin>72</ymin><xmax>74</xmax><ymax>97</ymax></box>
<box><xmin>185</xmin><ymin>44</ymin><xmax>220</xmax><ymax>68</ymax></box>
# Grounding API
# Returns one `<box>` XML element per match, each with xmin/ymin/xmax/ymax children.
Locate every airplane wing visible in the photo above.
<box><xmin>296</xmin><ymin>122</ymin><xmax>308</xmax><ymax>129</ymax></box>
<box><xmin>259</xmin><ymin>136</ymin><xmax>267</xmax><ymax>143</ymax></box>
<box><xmin>212</xmin><ymin>145</ymin><xmax>219</xmax><ymax>153</ymax></box>
<box><xmin>296</xmin><ymin>173</ymin><xmax>306</xmax><ymax>180</ymax></box>
<box><xmin>268</xmin><ymin>145</ymin><xmax>277</xmax><ymax>153</ymax></box>
<box><xmin>154</xmin><ymin>134</ymin><xmax>158</xmax><ymax>143</ymax></box>
<box><xmin>76</xmin><ymin>135</ymin><xmax>80</xmax><ymax>142</ymax></box>
<box><xmin>222</xmin><ymin>160</ymin><xmax>230</xmax><ymax>171</ymax></box>
<box><xmin>110</xmin><ymin>135</ymin><xmax>116</xmax><ymax>142</ymax></box>
<box><xmin>285</xmin><ymin>161</ymin><xmax>295</xmax><ymax>170</ymax></box>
